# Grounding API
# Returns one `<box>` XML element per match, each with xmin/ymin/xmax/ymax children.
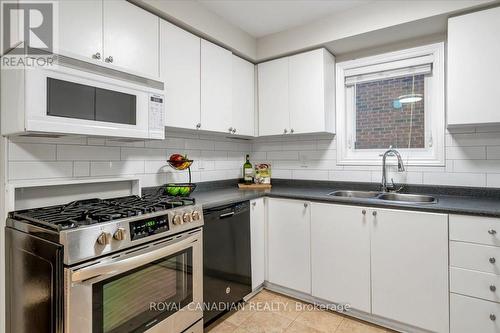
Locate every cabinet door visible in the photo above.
<box><xmin>448</xmin><ymin>7</ymin><xmax>500</xmax><ymax>126</ymax></box>
<box><xmin>371</xmin><ymin>208</ymin><xmax>449</xmax><ymax>333</ymax></box>
<box><xmin>311</xmin><ymin>203</ymin><xmax>371</xmax><ymax>312</ymax></box>
<box><xmin>258</xmin><ymin>58</ymin><xmax>289</xmax><ymax>136</ymax></box>
<box><xmin>289</xmin><ymin>49</ymin><xmax>334</xmax><ymax>134</ymax></box>
<box><xmin>58</xmin><ymin>0</ymin><xmax>102</xmax><ymax>61</ymax></box>
<box><xmin>232</xmin><ymin>55</ymin><xmax>255</xmax><ymax>136</ymax></box>
<box><xmin>160</xmin><ymin>20</ymin><xmax>201</xmax><ymax>130</ymax></box>
<box><xmin>267</xmin><ymin>198</ymin><xmax>311</xmax><ymax>293</ymax></box>
<box><xmin>103</xmin><ymin>0</ymin><xmax>159</xmax><ymax>77</ymax></box>
<box><xmin>200</xmin><ymin>40</ymin><xmax>232</xmax><ymax>133</ymax></box>
<box><xmin>250</xmin><ymin>198</ymin><xmax>266</xmax><ymax>290</ymax></box>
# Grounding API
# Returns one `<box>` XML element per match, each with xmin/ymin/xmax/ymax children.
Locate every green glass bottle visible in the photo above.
<box><xmin>243</xmin><ymin>154</ymin><xmax>253</xmax><ymax>184</ymax></box>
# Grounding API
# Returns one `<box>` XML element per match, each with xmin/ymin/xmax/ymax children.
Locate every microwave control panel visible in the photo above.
<box><xmin>148</xmin><ymin>93</ymin><xmax>165</xmax><ymax>138</ymax></box>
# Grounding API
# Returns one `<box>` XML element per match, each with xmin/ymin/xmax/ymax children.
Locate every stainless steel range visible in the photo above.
<box><xmin>5</xmin><ymin>193</ymin><xmax>204</xmax><ymax>333</ymax></box>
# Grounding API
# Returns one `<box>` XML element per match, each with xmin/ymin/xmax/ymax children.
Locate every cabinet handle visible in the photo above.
<box><xmin>283</xmin><ymin>129</ymin><xmax>288</xmax><ymax>134</ymax></box>
<box><xmin>490</xmin><ymin>257</ymin><xmax>496</xmax><ymax>264</ymax></box>
<box><xmin>232</xmin><ymin>128</ymin><xmax>237</xmax><ymax>134</ymax></box>
<box><xmin>290</xmin><ymin>128</ymin><xmax>295</xmax><ymax>134</ymax></box>
<box><xmin>304</xmin><ymin>203</ymin><xmax>308</xmax><ymax>208</ymax></box>
<box><xmin>252</xmin><ymin>202</ymin><xmax>256</xmax><ymax>207</ymax></box>
<box><xmin>491</xmin><ymin>314</ymin><xmax>497</xmax><ymax>321</ymax></box>
<box><xmin>105</xmin><ymin>56</ymin><xmax>113</xmax><ymax>63</ymax></box>
<box><xmin>489</xmin><ymin>229</ymin><xmax>497</xmax><ymax>235</ymax></box>
<box><xmin>196</xmin><ymin>123</ymin><xmax>201</xmax><ymax>129</ymax></box>
<box><xmin>372</xmin><ymin>211</ymin><xmax>377</xmax><ymax>216</ymax></box>
<box><xmin>228</xmin><ymin>127</ymin><xmax>233</xmax><ymax>133</ymax></box>
<box><xmin>362</xmin><ymin>209</ymin><xmax>366</xmax><ymax>215</ymax></box>
<box><xmin>92</xmin><ymin>52</ymin><xmax>101</xmax><ymax>60</ymax></box>
<box><xmin>491</xmin><ymin>285</ymin><xmax>497</xmax><ymax>292</ymax></box>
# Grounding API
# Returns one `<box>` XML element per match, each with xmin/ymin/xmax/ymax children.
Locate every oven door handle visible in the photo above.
<box><xmin>71</xmin><ymin>234</ymin><xmax>198</xmax><ymax>283</ymax></box>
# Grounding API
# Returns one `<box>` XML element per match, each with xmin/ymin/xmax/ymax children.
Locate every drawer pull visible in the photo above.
<box><xmin>491</xmin><ymin>314</ymin><xmax>497</xmax><ymax>321</ymax></box>
<box><xmin>362</xmin><ymin>210</ymin><xmax>366</xmax><ymax>215</ymax></box>
<box><xmin>491</xmin><ymin>285</ymin><xmax>497</xmax><ymax>292</ymax></box>
<box><xmin>489</xmin><ymin>229</ymin><xmax>497</xmax><ymax>235</ymax></box>
<box><xmin>490</xmin><ymin>257</ymin><xmax>496</xmax><ymax>264</ymax></box>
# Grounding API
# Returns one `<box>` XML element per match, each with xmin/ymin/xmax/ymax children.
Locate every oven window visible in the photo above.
<box><xmin>92</xmin><ymin>248</ymin><xmax>193</xmax><ymax>333</ymax></box>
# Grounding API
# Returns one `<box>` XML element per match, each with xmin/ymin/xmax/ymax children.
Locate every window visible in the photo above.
<box><xmin>336</xmin><ymin>43</ymin><xmax>445</xmax><ymax>166</ymax></box>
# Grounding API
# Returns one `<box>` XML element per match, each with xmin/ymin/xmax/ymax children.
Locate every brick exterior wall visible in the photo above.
<box><xmin>355</xmin><ymin>75</ymin><xmax>425</xmax><ymax>149</ymax></box>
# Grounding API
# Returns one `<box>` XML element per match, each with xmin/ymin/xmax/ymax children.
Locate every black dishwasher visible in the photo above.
<box><xmin>203</xmin><ymin>201</ymin><xmax>251</xmax><ymax>325</ymax></box>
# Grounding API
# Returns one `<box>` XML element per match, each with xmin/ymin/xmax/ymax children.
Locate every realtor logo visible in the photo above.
<box><xmin>2</xmin><ymin>1</ymin><xmax>53</xmax><ymax>54</ymax></box>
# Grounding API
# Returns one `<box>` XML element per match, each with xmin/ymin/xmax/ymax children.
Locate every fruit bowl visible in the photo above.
<box><xmin>165</xmin><ymin>183</ymin><xmax>197</xmax><ymax>197</ymax></box>
<box><xmin>167</xmin><ymin>154</ymin><xmax>193</xmax><ymax>170</ymax></box>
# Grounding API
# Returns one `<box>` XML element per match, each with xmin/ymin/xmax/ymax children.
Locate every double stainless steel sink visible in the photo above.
<box><xmin>329</xmin><ymin>190</ymin><xmax>437</xmax><ymax>204</ymax></box>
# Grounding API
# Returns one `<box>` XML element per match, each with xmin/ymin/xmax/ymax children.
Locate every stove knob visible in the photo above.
<box><xmin>183</xmin><ymin>212</ymin><xmax>192</xmax><ymax>223</ymax></box>
<box><xmin>113</xmin><ymin>227</ymin><xmax>126</xmax><ymax>241</ymax></box>
<box><xmin>173</xmin><ymin>215</ymin><xmax>183</xmax><ymax>225</ymax></box>
<box><xmin>192</xmin><ymin>211</ymin><xmax>201</xmax><ymax>221</ymax></box>
<box><xmin>97</xmin><ymin>232</ymin><xmax>112</xmax><ymax>245</ymax></box>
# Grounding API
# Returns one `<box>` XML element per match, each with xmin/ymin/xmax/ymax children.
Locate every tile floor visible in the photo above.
<box><xmin>206</xmin><ymin>290</ymin><xmax>397</xmax><ymax>333</ymax></box>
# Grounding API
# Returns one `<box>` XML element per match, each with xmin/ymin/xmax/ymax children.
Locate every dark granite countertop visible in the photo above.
<box><xmin>190</xmin><ymin>180</ymin><xmax>500</xmax><ymax>217</ymax></box>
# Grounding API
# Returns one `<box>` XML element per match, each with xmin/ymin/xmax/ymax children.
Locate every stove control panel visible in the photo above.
<box><xmin>130</xmin><ymin>215</ymin><xmax>169</xmax><ymax>241</ymax></box>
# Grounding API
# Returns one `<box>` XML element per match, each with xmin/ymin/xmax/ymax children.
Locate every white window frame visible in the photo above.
<box><xmin>336</xmin><ymin>43</ymin><xmax>445</xmax><ymax>166</ymax></box>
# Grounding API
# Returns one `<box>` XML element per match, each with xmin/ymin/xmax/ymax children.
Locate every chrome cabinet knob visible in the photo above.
<box><xmin>97</xmin><ymin>232</ymin><xmax>112</xmax><ymax>245</ymax></box>
<box><xmin>252</xmin><ymin>202</ymin><xmax>257</xmax><ymax>207</ymax></box>
<box><xmin>113</xmin><ymin>227</ymin><xmax>126</xmax><ymax>241</ymax></box>
<box><xmin>173</xmin><ymin>215</ymin><xmax>183</xmax><ymax>225</ymax></box>
<box><xmin>228</xmin><ymin>127</ymin><xmax>234</xmax><ymax>133</ymax></box>
<box><xmin>489</xmin><ymin>229</ymin><xmax>497</xmax><ymax>235</ymax></box>
<box><xmin>290</xmin><ymin>128</ymin><xmax>295</xmax><ymax>134</ymax></box>
<box><xmin>490</xmin><ymin>285</ymin><xmax>497</xmax><ymax>292</ymax></box>
<box><xmin>283</xmin><ymin>129</ymin><xmax>288</xmax><ymax>134</ymax></box>
<box><xmin>196</xmin><ymin>123</ymin><xmax>201</xmax><ymax>129</ymax></box>
<box><xmin>490</xmin><ymin>257</ymin><xmax>496</xmax><ymax>264</ymax></box>
<box><xmin>491</xmin><ymin>314</ymin><xmax>497</xmax><ymax>321</ymax></box>
<box><xmin>232</xmin><ymin>128</ymin><xmax>237</xmax><ymax>134</ymax></box>
<box><xmin>372</xmin><ymin>211</ymin><xmax>377</xmax><ymax>216</ymax></box>
<box><xmin>92</xmin><ymin>52</ymin><xmax>101</xmax><ymax>60</ymax></box>
<box><xmin>304</xmin><ymin>202</ymin><xmax>308</xmax><ymax>208</ymax></box>
<box><xmin>362</xmin><ymin>209</ymin><xmax>366</xmax><ymax>215</ymax></box>
<box><xmin>191</xmin><ymin>211</ymin><xmax>201</xmax><ymax>221</ymax></box>
<box><xmin>105</xmin><ymin>56</ymin><xmax>113</xmax><ymax>63</ymax></box>
<box><xmin>183</xmin><ymin>212</ymin><xmax>192</xmax><ymax>223</ymax></box>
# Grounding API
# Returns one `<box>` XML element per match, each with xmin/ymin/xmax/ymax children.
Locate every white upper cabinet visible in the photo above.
<box><xmin>201</xmin><ymin>40</ymin><xmax>233</xmax><ymax>133</ymax></box>
<box><xmin>258</xmin><ymin>57</ymin><xmax>289</xmax><ymax>136</ymax></box>
<box><xmin>311</xmin><ymin>203</ymin><xmax>371</xmax><ymax>313</ymax></box>
<box><xmin>58</xmin><ymin>0</ymin><xmax>103</xmax><ymax>61</ymax></box>
<box><xmin>371</xmin><ymin>208</ymin><xmax>449</xmax><ymax>333</ymax></box>
<box><xmin>448</xmin><ymin>7</ymin><xmax>500</xmax><ymax>127</ymax></box>
<box><xmin>257</xmin><ymin>48</ymin><xmax>335</xmax><ymax>136</ymax></box>
<box><xmin>103</xmin><ymin>0</ymin><xmax>159</xmax><ymax>78</ymax></box>
<box><xmin>58</xmin><ymin>0</ymin><xmax>159</xmax><ymax>78</ymax></box>
<box><xmin>160</xmin><ymin>20</ymin><xmax>201</xmax><ymax>130</ymax></box>
<box><xmin>289</xmin><ymin>49</ymin><xmax>335</xmax><ymax>134</ymax></box>
<box><xmin>232</xmin><ymin>55</ymin><xmax>255</xmax><ymax>136</ymax></box>
<box><xmin>267</xmin><ymin>198</ymin><xmax>311</xmax><ymax>294</ymax></box>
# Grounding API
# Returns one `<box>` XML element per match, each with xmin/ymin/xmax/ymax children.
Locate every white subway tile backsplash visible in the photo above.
<box><xmin>74</xmin><ymin>161</ymin><xmax>90</xmax><ymax>177</ymax></box>
<box><xmin>329</xmin><ymin>170</ymin><xmax>372</xmax><ymax>182</ymax></box>
<box><xmin>9</xmin><ymin>161</ymin><xmax>73</xmax><ymax>180</ymax></box>
<box><xmin>423</xmin><ymin>172</ymin><xmax>486</xmax><ymax>187</ymax></box>
<box><xmin>121</xmin><ymin>148</ymin><xmax>167</xmax><ymax>161</ymax></box>
<box><xmin>454</xmin><ymin>160</ymin><xmax>500</xmax><ymax>173</ymax></box>
<box><xmin>9</xmin><ymin>143</ymin><xmax>56</xmax><ymax>161</ymax></box>
<box><xmin>487</xmin><ymin>146</ymin><xmax>500</xmax><ymax>160</ymax></box>
<box><xmin>446</xmin><ymin>146</ymin><xmax>486</xmax><ymax>160</ymax></box>
<box><xmin>201</xmin><ymin>150</ymin><xmax>228</xmax><ymax>160</ymax></box>
<box><xmin>282</xmin><ymin>140</ymin><xmax>316</xmax><ymax>151</ymax></box>
<box><xmin>87</xmin><ymin>137</ymin><xmax>106</xmax><ymax>146</ymax></box>
<box><xmin>185</xmin><ymin>139</ymin><xmax>215</xmax><ymax>150</ymax></box>
<box><xmin>91</xmin><ymin>161</ymin><xmax>145</xmax><ymax>177</ymax></box>
<box><xmin>266</xmin><ymin>151</ymin><xmax>299</xmax><ymax>160</ymax></box>
<box><xmin>486</xmin><ymin>174</ymin><xmax>500</xmax><ymax>188</ymax></box>
<box><xmin>292</xmin><ymin>169</ymin><xmax>329</xmax><ymax>180</ymax></box>
<box><xmin>58</xmin><ymin>145</ymin><xmax>120</xmax><ymax>161</ymax></box>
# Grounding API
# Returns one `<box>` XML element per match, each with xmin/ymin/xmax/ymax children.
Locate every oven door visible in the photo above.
<box><xmin>65</xmin><ymin>229</ymin><xmax>202</xmax><ymax>333</ymax></box>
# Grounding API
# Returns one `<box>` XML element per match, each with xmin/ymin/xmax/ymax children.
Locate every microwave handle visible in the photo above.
<box><xmin>71</xmin><ymin>233</ymin><xmax>198</xmax><ymax>283</ymax></box>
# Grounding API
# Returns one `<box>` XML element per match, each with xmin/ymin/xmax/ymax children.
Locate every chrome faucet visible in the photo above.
<box><xmin>381</xmin><ymin>147</ymin><xmax>405</xmax><ymax>192</ymax></box>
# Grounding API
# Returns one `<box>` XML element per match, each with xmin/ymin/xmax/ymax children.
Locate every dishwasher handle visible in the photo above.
<box><xmin>219</xmin><ymin>212</ymin><xmax>235</xmax><ymax>219</ymax></box>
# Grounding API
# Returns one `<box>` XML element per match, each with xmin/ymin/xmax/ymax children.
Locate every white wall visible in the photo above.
<box><xmin>136</xmin><ymin>0</ymin><xmax>257</xmax><ymax>60</ymax></box>
<box><xmin>256</xmin><ymin>0</ymin><xmax>497</xmax><ymax>60</ymax></box>
<box><xmin>252</xmin><ymin>126</ymin><xmax>500</xmax><ymax>188</ymax></box>
<box><xmin>6</xmin><ymin>130</ymin><xmax>251</xmax><ymax>185</ymax></box>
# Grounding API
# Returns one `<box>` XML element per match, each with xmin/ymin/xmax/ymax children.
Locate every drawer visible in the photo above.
<box><xmin>450</xmin><ymin>241</ymin><xmax>500</xmax><ymax>274</ymax></box>
<box><xmin>451</xmin><ymin>267</ymin><xmax>500</xmax><ymax>303</ymax></box>
<box><xmin>450</xmin><ymin>214</ymin><xmax>500</xmax><ymax>246</ymax></box>
<box><xmin>451</xmin><ymin>293</ymin><xmax>500</xmax><ymax>333</ymax></box>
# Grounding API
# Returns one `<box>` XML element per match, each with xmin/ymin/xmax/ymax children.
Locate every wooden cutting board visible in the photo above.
<box><xmin>238</xmin><ymin>183</ymin><xmax>272</xmax><ymax>190</ymax></box>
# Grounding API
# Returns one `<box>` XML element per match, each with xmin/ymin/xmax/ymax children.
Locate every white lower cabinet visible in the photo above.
<box><xmin>311</xmin><ymin>203</ymin><xmax>371</xmax><ymax>312</ymax></box>
<box><xmin>370</xmin><ymin>208</ymin><xmax>449</xmax><ymax>333</ymax></box>
<box><xmin>309</xmin><ymin>203</ymin><xmax>449</xmax><ymax>333</ymax></box>
<box><xmin>267</xmin><ymin>198</ymin><xmax>311</xmax><ymax>294</ymax></box>
<box><xmin>451</xmin><ymin>293</ymin><xmax>500</xmax><ymax>333</ymax></box>
<box><xmin>250</xmin><ymin>198</ymin><xmax>266</xmax><ymax>290</ymax></box>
